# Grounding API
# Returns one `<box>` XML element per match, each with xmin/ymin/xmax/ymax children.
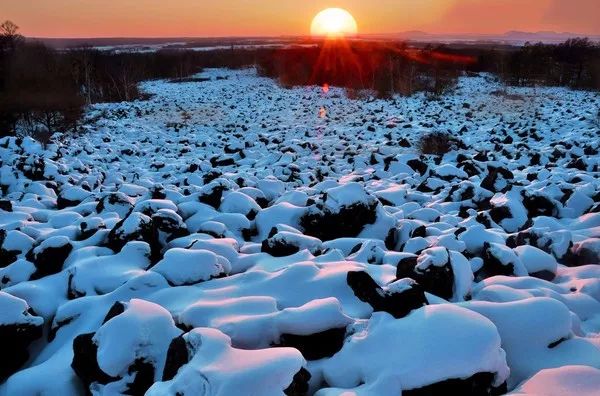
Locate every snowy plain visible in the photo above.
<box><xmin>0</xmin><ymin>67</ymin><xmax>599</xmax><ymax>395</ymax></box>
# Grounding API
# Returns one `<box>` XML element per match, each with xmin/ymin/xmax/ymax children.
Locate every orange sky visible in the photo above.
<box><xmin>2</xmin><ymin>0</ymin><xmax>598</xmax><ymax>38</ymax></box>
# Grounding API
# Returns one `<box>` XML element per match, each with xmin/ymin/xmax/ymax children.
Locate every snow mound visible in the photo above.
<box><xmin>317</xmin><ymin>305</ymin><xmax>509</xmax><ymax>394</ymax></box>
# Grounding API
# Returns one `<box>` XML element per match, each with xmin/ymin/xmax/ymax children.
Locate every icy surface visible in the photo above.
<box><xmin>0</xmin><ymin>68</ymin><xmax>599</xmax><ymax>395</ymax></box>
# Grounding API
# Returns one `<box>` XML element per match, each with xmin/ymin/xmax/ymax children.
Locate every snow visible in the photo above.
<box><xmin>324</xmin><ymin>182</ymin><xmax>373</xmax><ymax>210</ymax></box>
<box><xmin>0</xmin><ymin>291</ymin><xmax>44</xmax><ymax>326</ymax></box>
<box><xmin>416</xmin><ymin>247</ymin><xmax>449</xmax><ymax>269</ymax></box>
<box><xmin>510</xmin><ymin>365</ymin><xmax>600</xmax><ymax>396</ymax></box>
<box><xmin>146</xmin><ymin>327</ymin><xmax>305</xmax><ymax>396</ymax></box>
<box><xmin>514</xmin><ymin>245</ymin><xmax>558</xmax><ymax>275</ymax></box>
<box><xmin>0</xmin><ymin>68</ymin><xmax>599</xmax><ymax>395</ymax></box>
<box><xmin>151</xmin><ymin>248</ymin><xmax>230</xmax><ymax>285</ymax></box>
<box><xmin>94</xmin><ymin>299</ymin><xmax>182</xmax><ymax>378</ymax></box>
<box><xmin>317</xmin><ymin>305</ymin><xmax>509</xmax><ymax>394</ymax></box>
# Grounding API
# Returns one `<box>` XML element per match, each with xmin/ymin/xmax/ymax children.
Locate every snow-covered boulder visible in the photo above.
<box><xmin>151</xmin><ymin>248</ymin><xmax>230</xmax><ymax>286</ymax></box>
<box><xmin>27</xmin><ymin>235</ymin><xmax>73</xmax><ymax>280</ymax></box>
<box><xmin>510</xmin><ymin>365</ymin><xmax>600</xmax><ymax>396</ymax></box>
<box><xmin>147</xmin><ymin>328</ymin><xmax>308</xmax><ymax>396</ymax></box>
<box><xmin>347</xmin><ymin>271</ymin><xmax>427</xmax><ymax>319</ymax></box>
<box><xmin>0</xmin><ymin>292</ymin><xmax>44</xmax><ymax>381</ymax></box>
<box><xmin>317</xmin><ymin>305</ymin><xmax>509</xmax><ymax>395</ymax></box>
<box><xmin>72</xmin><ymin>299</ymin><xmax>183</xmax><ymax>395</ymax></box>
<box><xmin>396</xmin><ymin>247</ymin><xmax>473</xmax><ymax>301</ymax></box>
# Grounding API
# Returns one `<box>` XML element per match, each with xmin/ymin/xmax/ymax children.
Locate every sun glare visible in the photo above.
<box><xmin>311</xmin><ymin>8</ymin><xmax>358</xmax><ymax>38</ymax></box>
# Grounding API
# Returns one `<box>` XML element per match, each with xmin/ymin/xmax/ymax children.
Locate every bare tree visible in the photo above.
<box><xmin>1</xmin><ymin>20</ymin><xmax>18</xmax><ymax>36</ymax></box>
<box><xmin>0</xmin><ymin>21</ymin><xmax>23</xmax><ymax>53</ymax></box>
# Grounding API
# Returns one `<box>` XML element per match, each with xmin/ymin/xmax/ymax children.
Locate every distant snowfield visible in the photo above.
<box><xmin>1</xmin><ymin>68</ymin><xmax>600</xmax><ymax>395</ymax></box>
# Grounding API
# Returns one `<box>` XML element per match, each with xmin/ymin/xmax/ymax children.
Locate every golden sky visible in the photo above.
<box><xmin>2</xmin><ymin>0</ymin><xmax>598</xmax><ymax>38</ymax></box>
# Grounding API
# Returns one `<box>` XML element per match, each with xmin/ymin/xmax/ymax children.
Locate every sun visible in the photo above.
<box><xmin>311</xmin><ymin>8</ymin><xmax>358</xmax><ymax>38</ymax></box>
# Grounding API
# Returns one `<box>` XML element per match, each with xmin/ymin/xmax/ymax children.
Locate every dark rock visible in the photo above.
<box><xmin>403</xmin><ymin>372</ymin><xmax>507</xmax><ymax>396</ymax></box>
<box><xmin>300</xmin><ymin>202</ymin><xmax>378</xmax><ymax>242</ymax></box>
<box><xmin>102</xmin><ymin>301</ymin><xmax>126</xmax><ymax>325</ymax></box>
<box><xmin>106</xmin><ymin>213</ymin><xmax>156</xmax><ymax>255</ymax></box>
<box><xmin>124</xmin><ymin>359</ymin><xmax>155</xmax><ymax>395</ymax></box>
<box><xmin>162</xmin><ymin>336</ymin><xmax>189</xmax><ymax>381</ymax></box>
<box><xmin>29</xmin><ymin>241</ymin><xmax>73</xmax><ymax>280</ymax></box>
<box><xmin>481</xmin><ymin>166</ymin><xmax>513</xmax><ymax>193</ymax></box>
<box><xmin>395</xmin><ymin>254</ymin><xmax>454</xmax><ymax>300</ymax></box>
<box><xmin>530</xmin><ymin>270</ymin><xmax>556</xmax><ymax>281</ymax></box>
<box><xmin>522</xmin><ymin>192</ymin><xmax>558</xmax><ymax>218</ymax></box>
<box><xmin>56</xmin><ymin>196</ymin><xmax>81</xmax><ymax>210</ymax></box>
<box><xmin>0</xmin><ymin>231</ymin><xmax>20</xmax><ymax>268</ymax></box>
<box><xmin>460</xmin><ymin>161</ymin><xmax>480</xmax><ymax>178</ymax></box>
<box><xmin>475</xmin><ymin>242</ymin><xmax>518</xmax><ymax>281</ymax></box>
<box><xmin>347</xmin><ymin>271</ymin><xmax>427</xmax><ymax>319</ymax></box>
<box><xmin>276</xmin><ymin>327</ymin><xmax>347</xmax><ymax>361</ymax></box>
<box><xmin>261</xmin><ymin>238</ymin><xmax>300</xmax><ymax>257</ymax></box>
<box><xmin>489</xmin><ymin>205</ymin><xmax>512</xmax><ymax>226</ymax></box>
<box><xmin>96</xmin><ymin>192</ymin><xmax>133</xmax><ymax>216</ymax></box>
<box><xmin>72</xmin><ymin>333</ymin><xmax>118</xmax><ymax>392</ymax></box>
<box><xmin>0</xmin><ymin>200</ymin><xmax>13</xmax><ymax>212</ymax></box>
<box><xmin>284</xmin><ymin>367</ymin><xmax>311</xmax><ymax>396</ymax></box>
<box><xmin>0</xmin><ymin>320</ymin><xmax>43</xmax><ymax>381</ymax></box>
<box><xmin>566</xmin><ymin>158</ymin><xmax>587</xmax><ymax>171</ymax></box>
<box><xmin>407</xmin><ymin>159</ymin><xmax>428</xmax><ymax>176</ymax></box>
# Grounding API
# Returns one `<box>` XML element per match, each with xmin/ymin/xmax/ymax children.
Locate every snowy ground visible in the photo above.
<box><xmin>1</xmin><ymin>68</ymin><xmax>600</xmax><ymax>395</ymax></box>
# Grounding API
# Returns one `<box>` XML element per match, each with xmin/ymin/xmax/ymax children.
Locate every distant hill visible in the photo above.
<box><xmin>29</xmin><ymin>31</ymin><xmax>600</xmax><ymax>50</ymax></box>
<box><xmin>374</xmin><ymin>30</ymin><xmax>600</xmax><ymax>44</ymax></box>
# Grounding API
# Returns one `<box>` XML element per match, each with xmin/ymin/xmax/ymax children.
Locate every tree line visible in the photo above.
<box><xmin>0</xmin><ymin>21</ymin><xmax>253</xmax><ymax>139</ymax></box>
<box><xmin>255</xmin><ymin>41</ymin><xmax>476</xmax><ymax>98</ymax></box>
<box><xmin>1</xmin><ymin>20</ymin><xmax>598</xmax><ymax>140</ymax></box>
<box><xmin>255</xmin><ymin>39</ymin><xmax>599</xmax><ymax>97</ymax></box>
<box><xmin>480</xmin><ymin>38</ymin><xmax>600</xmax><ymax>88</ymax></box>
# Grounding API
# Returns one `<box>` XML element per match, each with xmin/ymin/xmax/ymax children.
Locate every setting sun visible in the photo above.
<box><xmin>311</xmin><ymin>8</ymin><xmax>358</xmax><ymax>38</ymax></box>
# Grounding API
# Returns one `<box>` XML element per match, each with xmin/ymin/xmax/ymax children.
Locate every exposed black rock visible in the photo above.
<box><xmin>475</xmin><ymin>242</ymin><xmax>518</xmax><ymax>281</ymax></box>
<box><xmin>395</xmin><ymin>255</ymin><xmax>454</xmax><ymax>300</ymax></box>
<box><xmin>0</xmin><ymin>199</ymin><xmax>13</xmax><ymax>212</ymax></box>
<box><xmin>276</xmin><ymin>327</ymin><xmax>347</xmax><ymax>361</ymax></box>
<box><xmin>102</xmin><ymin>301</ymin><xmax>126</xmax><ymax>325</ymax></box>
<box><xmin>199</xmin><ymin>185</ymin><xmax>226</xmax><ymax>209</ymax></box>
<box><xmin>347</xmin><ymin>271</ymin><xmax>428</xmax><ymax>319</ymax></box>
<box><xmin>96</xmin><ymin>192</ymin><xmax>133</xmax><ymax>216</ymax></box>
<box><xmin>489</xmin><ymin>205</ymin><xmax>512</xmax><ymax>226</ymax></box>
<box><xmin>106</xmin><ymin>213</ymin><xmax>156</xmax><ymax>255</ymax></box>
<box><xmin>0</xmin><ymin>230</ymin><xmax>20</xmax><ymax>268</ymax></box>
<box><xmin>403</xmin><ymin>372</ymin><xmax>507</xmax><ymax>396</ymax></box>
<box><xmin>481</xmin><ymin>166</ymin><xmax>513</xmax><ymax>193</ymax></box>
<box><xmin>124</xmin><ymin>359</ymin><xmax>156</xmax><ymax>396</ymax></box>
<box><xmin>56</xmin><ymin>196</ymin><xmax>81</xmax><ymax>210</ymax></box>
<box><xmin>162</xmin><ymin>335</ymin><xmax>189</xmax><ymax>381</ymax></box>
<box><xmin>0</xmin><ymin>319</ymin><xmax>43</xmax><ymax>381</ymax></box>
<box><xmin>261</xmin><ymin>238</ymin><xmax>301</xmax><ymax>257</ymax></box>
<box><xmin>407</xmin><ymin>158</ymin><xmax>428</xmax><ymax>176</ymax></box>
<box><xmin>300</xmin><ymin>202</ymin><xmax>378</xmax><ymax>242</ymax></box>
<box><xmin>284</xmin><ymin>367</ymin><xmax>312</xmax><ymax>396</ymax></box>
<box><xmin>29</xmin><ymin>241</ymin><xmax>73</xmax><ymax>280</ymax></box>
<box><xmin>72</xmin><ymin>333</ymin><xmax>118</xmax><ymax>393</ymax></box>
<box><xmin>522</xmin><ymin>192</ymin><xmax>559</xmax><ymax>218</ymax></box>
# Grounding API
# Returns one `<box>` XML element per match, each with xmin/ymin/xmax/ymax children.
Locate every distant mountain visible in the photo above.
<box><xmin>502</xmin><ymin>30</ymin><xmax>598</xmax><ymax>42</ymax></box>
<box><xmin>371</xmin><ymin>30</ymin><xmax>600</xmax><ymax>44</ymax></box>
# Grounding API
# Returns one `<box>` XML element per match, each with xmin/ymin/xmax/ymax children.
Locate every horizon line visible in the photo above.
<box><xmin>26</xmin><ymin>30</ymin><xmax>600</xmax><ymax>41</ymax></box>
